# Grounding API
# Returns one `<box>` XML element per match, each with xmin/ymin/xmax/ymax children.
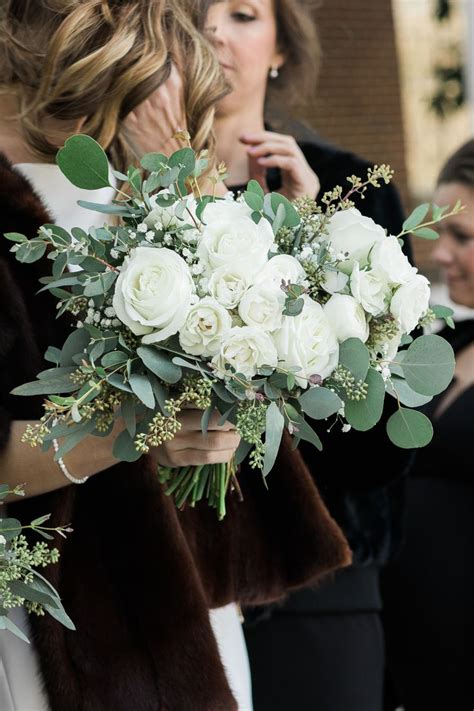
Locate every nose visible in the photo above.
<box><xmin>432</xmin><ymin>236</ymin><xmax>454</xmax><ymax>267</ymax></box>
<box><xmin>205</xmin><ymin>10</ymin><xmax>227</xmax><ymax>47</ymax></box>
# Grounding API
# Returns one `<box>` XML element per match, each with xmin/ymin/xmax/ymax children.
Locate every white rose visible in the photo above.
<box><xmin>212</xmin><ymin>326</ymin><xmax>278</xmax><ymax>379</ymax></box>
<box><xmin>202</xmin><ymin>198</ymin><xmax>252</xmax><ymax>223</ymax></box>
<box><xmin>350</xmin><ymin>262</ymin><xmax>391</xmax><ymax>316</ymax></box>
<box><xmin>179</xmin><ymin>297</ymin><xmax>232</xmax><ymax>357</ymax></box>
<box><xmin>197</xmin><ymin>213</ymin><xmax>274</xmax><ymax>278</ymax></box>
<box><xmin>370</xmin><ymin>235</ymin><xmax>416</xmax><ymax>285</ymax></box>
<box><xmin>321</xmin><ymin>268</ymin><xmax>349</xmax><ymax>294</ymax></box>
<box><xmin>326</xmin><ymin>207</ymin><xmax>386</xmax><ymax>273</ymax></box>
<box><xmin>324</xmin><ymin>294</ymin><xmax>369</xmax><ymax>343</ymax></box>
<box><xmin>238</xmin><ymin>284</ymin><xmax>286</xmax><ymax>331</ymax></box>
<box><xmin>208</xmin><ymin>266</ymin><xmax>251</xmax><ymax>309</ymax></box>
<box><xmin>390</xmin><ymin>275</ymin><xmax>430</xmax><ymax>333</ymax></box>
<box><xmin>273</xmin><ymin>297</ymin><xmax>339</xmax><ymax>387</ymax></box>
<box><xmin>113</xmin><ymin>247</ymin><xmax>194</xmax><ymax>344</ymax></box>
<box><xmin>255</xmin><ymin>254</ymin><xmax>305</xmax><ymax>287</ymax></box>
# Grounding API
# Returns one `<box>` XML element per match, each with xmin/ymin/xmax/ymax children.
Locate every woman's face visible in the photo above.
<box><xmin>432</xmin><ymin>182</ymin><xmax>474</xmax><ymax>308</ymax></box>
<box><xmin>206</xmin><ymin>0</ymin><xmax>283</xmax><ymax>116</ymax></box>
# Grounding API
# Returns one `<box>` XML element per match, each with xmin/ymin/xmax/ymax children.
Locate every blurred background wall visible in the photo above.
<box><xmin>293</xmin><ymin>0</ymin><xmax>473</xmax><ymax>316</ymax></box>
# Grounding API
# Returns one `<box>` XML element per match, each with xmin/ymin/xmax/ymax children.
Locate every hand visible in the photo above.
<box><xmin>240</xmin><ymin>130</ymin><xmax>320</xmax><ymax>201</ymax></box>
<box><xmin>123</xmin><ymin>64</ymin><xmax>186</xmax><ymax>157</ymax></box>
<box><xmin>149</xmin><ymin>409</ymin><xmax>241</xmax><ymax>468</ymax></box>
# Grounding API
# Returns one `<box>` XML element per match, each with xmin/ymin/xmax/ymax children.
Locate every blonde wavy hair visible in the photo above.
<box><xmin>0</xmin><ymin>0</ymin><xmax>227</xmax><ymax>169</ymax></box>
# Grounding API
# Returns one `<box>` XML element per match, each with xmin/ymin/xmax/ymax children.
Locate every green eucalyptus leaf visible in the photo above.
<box><xmin>290</xmin><ymin>414</ymin><xmax>322</xmax><ymax>451</ymax></box>
<box><xmin>112</xmin><ymin>428</ymin><xmax>141</xmax><ymax>462</ymax></box>
<box><xmin>270</xmin><ymin>193</ymin><xmax>300</xmax><ymax>227</ymax></box>
<box><xmin>212</xmin><ymin>381</ymin><xmax>235</xmax><ymax>404</ymax></box>
<box><xmin>60</xmin><ymin>328</ymin><xmax>91</xmax><ymax>367</ymax></box>
<box><xmin>0</xmin><ymin>615</ymin><xmax>30</xmax><ymax>643</ymax></box>
<box><xmin>8</xmin><ymin>580</ymin><xmax>59</xmax><ymax>609</ymax></box>
<box><xmin>121</xmin><ymin>396</ymin><xmax>137</xmax><ymax>438</ymax></box>
<box><xmin>339</xmin><ymin>338</ymin><xmax>370</xmax><ymax>382</ymax></box>
<box><xmin>263</xmin><ymin>402</ymin><xmax>284</xmax><ymax>476</ymax></box>
<box><xmin>77</xmin><ymin>200</ymin><xmax>130</xmax><ymax>216</ymax></box>
<box><xmin>140</xmin><ymin>152</ymin><xmax>168</xmax><ymax>172</ymax></box>
<box><xmin>386</xmin><ymin>408</ymin><xmax>433</xmax><ymax>449</ymax></box>
<box><xmin>235</xmin><ymin>439</ymin><xmax>253</xmax><ymax>466</ymax></box>
<box><xmin>129</xmin><ymin>373</ymin><xmax>155</xmax><ymax>409</ymax></box>
<box><xmin>0</xmin><ymin>518</ymin><xmax>22</xmax><ymax>541</ymax></box>
<box><xmin>11</xmin><ymin>372</ymin><xmax>78</xmax><ymax>396</ymax></box>
<box><xmin>412</xmin><ymin>227</ymin><xmax>439</xmax><ymax>240</ymax></box>
<box><xmin>28</xmin><ymin>574</ymin><xmax>76</xmax><ymax>630</ymax></box>
<box><xmin>246</xmin><ymin>179</ymin><xmax>265</xmax><ymax>198</ymax></box>
<box><xmin>244</xmin><ymin>191</ymin><xmax>264</xmax><ymax>212</ymax></box>
<box><xmin>401</xmin><ymin>334</ymin><xmax>455</xmax><ymax>395</ymax></box>
<box><xmin>45</xmin><ymin>346</ymin><xmax>62</xmax><ymax>365</ymax></box>
<box><xmin>5</xmin><ymin>232</ymin><xmax>28</xmax><ymax>243</ymax></box>
<box><xmin>15</xmin><ymin>241</ymin><xmax>46</xmax><ymax>263</ymax></box>
<box><xmin>299</xmin><ymin>386</ymin><xmax>342</xmax><ymax>420</ymax></box>
<box><xmin>402</xmin><ymin>203</ymin><xmax>430</xmax><ymax>232</ymax></box>
<box><xmin>386</xmin><ymin>376</ymin><xmax>433</xmax><ymax>407</ymax></box>
<box><xmin>168</xmin><ymin>147</ymin><xmax>196</xmax><ymax>179</ymax></box>
<box><xmin>137</xmin><ymin>346</ymin><xmax>182</xmax><ymax>384</ymax></box>
<box><xmin>102</xmin><ymin>351</ymin><xmax>128</xmax><ymax>368</ymax></box>
<box><xmin>345</xmin><ymin>368</ymin><xmax>385</xmax><ymax>431</ymax></box>
<box><xmin>57</xmin><ymin>135</ymin><xmax>111</xmax><ymax>190</ymax></box>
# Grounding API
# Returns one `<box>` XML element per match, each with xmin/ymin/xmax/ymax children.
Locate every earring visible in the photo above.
<box><xmin>269</xmin><ymin>67</ymin><xmax>279</xmax><ymax>79</ymax></box>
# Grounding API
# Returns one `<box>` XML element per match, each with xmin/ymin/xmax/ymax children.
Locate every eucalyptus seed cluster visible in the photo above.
<box><xmin>236</xmin><ymin>401</ymin><xmax>267</xmax><ymax>470</ymax></box>
<box><xmin>0</xmin><ymin>536</ymin><xmax>59</xmax><ymax>615</ymax></box>
<box><xmin>293</xmin><ymin>196</ymin><xmax>318</xmax><ymax>219</ymax></box>
<box><xmin>367</xmin><ymin>314</ymin><xmax>400</xmax><ymax>355</ymax></box>
<box><xmin>135</xmin><ymin>411</ymin><xmax>182</xmax><ymax>454</ymax></box>
<box><xmin>70</xmin><ymin>369</ymin><xmax>90</xmax><ymax>386</ymax></box>
<box><xmin>419</xmin><ymin>308</ymin><xmax>436</xmax><ymax>329</ymax></box>
<box><xmin>21</xmin><ymin>416</ymin><xmax>51</xmax><ymax>447</ymax></box>
<box><xmin>275</xmin><ymin>226</ymin><xmax>294</xmax><ymax>252</ymax></box>
<box><xmin>179</xmin><ymin>376</ymin><xmax>213</xmax><ymax>410</ymax></box>
<box><xmin>64</xmin><ymin>295</ymin><xmax>88</xmax><ymax>316</ymax></box>
<box><xmin>328</xmin><ymin>366</ymin><xmax>369</xmax><ymax>401</ymax></box>
<box><xmin>90</xmin><ymin>386</ymin><xmax>122</xmax><ymax>432</ymax></box>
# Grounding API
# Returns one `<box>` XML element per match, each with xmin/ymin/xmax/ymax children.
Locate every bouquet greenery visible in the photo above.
<box><xmin>0</xmin><ymin>484</ymin><xmax>73</xmax><ymax>642</ymax></box>
<box><xmin>6</xmin><ymin>135</ymin><xmax>459</xmax><ymax>519</ymax></box>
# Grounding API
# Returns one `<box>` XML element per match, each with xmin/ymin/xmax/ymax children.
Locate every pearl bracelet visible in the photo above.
<box><xmin>52</xmin><ymin>437</ymin><xmax>89</xmax><ymax>485</ymax></box>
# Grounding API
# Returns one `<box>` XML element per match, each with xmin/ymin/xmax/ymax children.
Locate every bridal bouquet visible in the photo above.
<box><xmin>0</xmin><ymin>484</ymin><xmax>74</xmax><ymax>641</ymax></box>
<box><xmin>6</xmin><ymin>135</ymin><xmax>458</xmax><ymax>518</ymax></box>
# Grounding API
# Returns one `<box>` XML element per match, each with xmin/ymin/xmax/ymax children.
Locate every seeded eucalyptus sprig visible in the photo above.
<box><xmin>0</xmin><ymin>484</ymin><xmax>74</xmax><ymax>642</ymax></box>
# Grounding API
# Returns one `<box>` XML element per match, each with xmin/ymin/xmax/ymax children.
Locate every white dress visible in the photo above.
<box><xmin>0</xmin><ymin>163</ymin><xmax>252</xmax><ymax>711</ymax></box>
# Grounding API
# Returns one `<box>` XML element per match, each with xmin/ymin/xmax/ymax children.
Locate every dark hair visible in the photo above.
<box><xmin>266</xmin><ymin>0</ymin><xmax>321</xmax><ymax>110</ymax></box>
<box><xmin>437</xmin><ymin>139</ymin><xmax>474</xmax><ymax>188</ymax></box>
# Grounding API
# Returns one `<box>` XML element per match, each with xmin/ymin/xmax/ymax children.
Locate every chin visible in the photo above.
<box><xmin>448</xmin><ymin>288</ymin><xmax>474</xmax><ymax>309</ymax></box>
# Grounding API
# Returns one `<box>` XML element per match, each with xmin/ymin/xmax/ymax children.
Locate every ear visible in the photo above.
<box><xmin>271</xmin><ymin>48</ymin><xmax>286</xmax><ymax>72</ymax></box>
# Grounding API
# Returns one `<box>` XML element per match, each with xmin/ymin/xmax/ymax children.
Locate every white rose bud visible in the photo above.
<box><xmin>179</xmin><ymin>297</ymin><xmax>232</xmax><ymax>357</ymax></box>
<box><xmin>113</xmin><ymin>247</ymin><xmax>194</xmax><ymax>344</ymax></box>
<box><xmin>208</xmin><ymin>266</ymin><xmax>251</xmax><ymax>309</ymax></box>
<box><xmin>255</xmin><ymin>254</ymin><xmax>306</xmax><ymax>287</ymax></box>
<box><xmin>197</xmin><ymin>212</ymin><xmax>274</xmax><ymax>278</ymax></box>
<box><xmin>324</xmin><ymin>294</ymin><xmax>369</xmax><ymax>343</ymax></box>
<box><xmin>390</xmin><ymin>274</ymin><xmax>430</xmax><ymax>333</ymax></box>
<box><xmin>273</xmin><ymin>296</ymin><xmax>339</xmax><ymax>387</ymax></box>
<box><xmin>202</xmin><ymin>199</ymin><xmax>252</xmax><ymax>223</ymax></box>
<box><xmin>326</xmin><ymin>207</ymin><xmax>386</xmax><ymax>273</ymax></box>
<box><xmin>238</xmin><ymin>284</ymin><xmax>286</xmax><ymax>332</ymax></box>
<box><xmin>212</xmin><ymin>326</ymin><xmax>278</xmax><ymax>379</ymax></box>
<box><xmin>350</xmin><ymin>262</ymin><xmax>391</xmax><ymax>316</ymax></box>
<box><xmin>370</xmin><ymin>235</ymin><xmax>416</xmax><ymax>285</ymax></box>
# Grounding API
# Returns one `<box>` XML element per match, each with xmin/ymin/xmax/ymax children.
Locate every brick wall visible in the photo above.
<box><xmin>300</xmin><ymin>0</ymin><xmax>410</xmax><ymax>209</ymax></box>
